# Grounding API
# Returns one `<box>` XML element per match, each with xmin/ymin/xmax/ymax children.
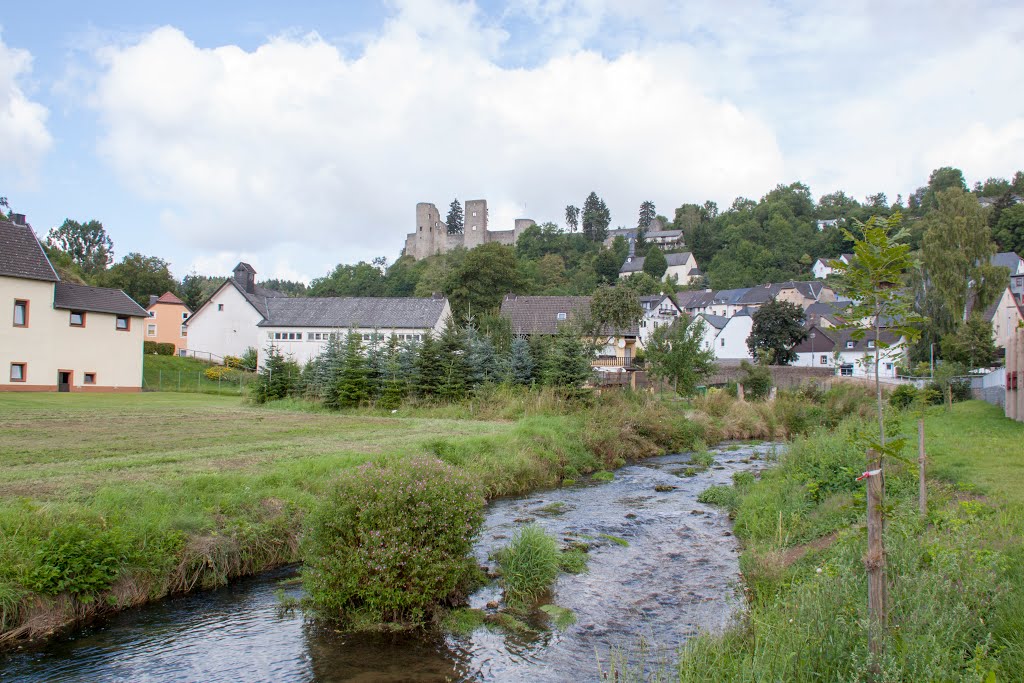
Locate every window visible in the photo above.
<box><xmin>84</xmin><ymin>372</ymin><xmax>96</xmax><ymax>385</ymax></box>
<box><xmin>820</xmin><ymin>355</ymin><xmax>828</xmax><ymax>365</ymax></box>
<box><xmin>116</xmin><ymin>316</ymin><xmax>130</xmax><ymax>331</ymax></box>
<box><xmin>867</xmin><ymin>340</ymin><xmax>875</xmax><ymax>349</ymax></box>
<box><xmin>218</xmin><ymin>304</ymin><xmax>224</xmax><ymax>311</ymax></box>
<box><xmin>181</xmin><ymin>325</ymin><xmax>187</xmax><ymax>337</ymax></box>
<box><xmin>556</xmin><ymin>312</ymin><xmax>567</xmax><ymax>321</ymax></box>
<box><xmin>846</xmin><ymin>341</ymin><xmax>854</xmax><ymax>349</ymax></box>
<box><xmin>885</xmin><ymin>363</ymin><xmax>893</xmax><ymax>371</ymax></box>
<box><xmin>13</xmin><ymin>300</ymin><xmax>28</xmax><ymax>327</ymax></box>
<box><xmin>70</xmin><ymin>310</ymin><xmax>86</xmax><ymax>327</ymax></box>
<box><xmin>147</xmin><ymin>324</ymin><xmax>157</xmax><ymax>336</ymax></box>
<box><xmin>182</xmin><ymin>311</ymin><xmax>189</xmax><ymax>320</ymax></box>
<box><xmin>10</xmin><ymin>363</ymin><xmax>26</xmax><ymax>382</ymax></box>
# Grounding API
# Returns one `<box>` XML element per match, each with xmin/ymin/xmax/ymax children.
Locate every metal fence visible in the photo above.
<box><xmin>143</xmin><ymin>370</ymin><xmax>250</xmax><ymax>395</ymax></box>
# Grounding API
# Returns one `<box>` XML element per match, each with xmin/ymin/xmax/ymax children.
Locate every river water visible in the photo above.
<box><xmin>1</xmin><ymin>442</ymin><xmax>777</xmax><ymax>682</ymax></box>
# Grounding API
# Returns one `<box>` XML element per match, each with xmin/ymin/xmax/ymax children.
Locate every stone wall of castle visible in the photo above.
<box><xmin>403</xmin><ymin>199</ymin><xmax>535</xmax><ymax>260</ymax></box>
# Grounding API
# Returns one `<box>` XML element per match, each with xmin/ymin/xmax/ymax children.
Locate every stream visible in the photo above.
<box><xmin>1</xmin><ymin>442</ymin><xmax>777</xmax><ymax>682</ymax></box>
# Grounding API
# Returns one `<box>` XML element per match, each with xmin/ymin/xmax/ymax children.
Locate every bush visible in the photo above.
<box><xmin>24</xmin><ymin>524</ymin><xmax>130</xmax><ymax>598</ymax></box>
<box><xmin>738</xmin><ymin>361</ymin><xmax>772</xmax><ymax>400</ymax></box>
<box><xmin>223</xmin><ymin>355</ymin><xmax>244</xmax><ymax>369</ymax></box>
<box><xmin>495</xmin><ymin>524</ymin><xmax>561</xmax><ymax>608</ymax></box>
<box><xmin>143</xmin><ymin>341</ymin><xmax>175</xmax><ymax>356</ymax></box>
<box><xmin>302</xmin><ymin>457</ymin><xmax>485</xmax><ymax>628</ymax></box>
<box><xmin>204</xmin><ymin>365</ymin><xmax>237</xmax><ymax>381</ymax></box>
<box><xmin>888</xmin><ymin>384</ymin><xmax>919</xmax><ymax>410</ymax></box>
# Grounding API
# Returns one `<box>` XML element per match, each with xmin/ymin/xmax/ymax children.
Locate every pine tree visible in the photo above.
<box><xmin>464</xmin><ymin>325</ymin><xmax>498</xmax><ymax>387</ymax></box>
<box><xmin>363</xmin><ymin>331</ymin><xmax>386</xmax><ymax>401</ymax></box>
<box><xmin>326</xmin><ymin>331</ymin><xmax>370</xmax><ymax>409</ymax></box>
<box><xmin>415</xmin><ymin>333</ymin><xmax>445</xmax><ymax>398</ymax></box>
<box><xmin>252</xmin><ymin>344</ymin><xmax>298</xmax><ymax>404</ymax></box>
<box><xmin>446</xmin><ymin>199</ymin><xmax>464</xmax><ymax>235</ymax></box>
<box><xmin>377</xmin><ymin>336</ymin><xmax>407</xmax><ymax>409</ymax></box>
<box><xmin>503</xmin><ymin>336</ymin><xmax>535</xmax><ymax>385</ymax></box>
<box><xmin>438</xmin><ymin>319</ymin><xmax>470</xmax><ymax>401</ymax></box>
<box><xmin>582</xmin><ymin>192</ymin><xmax>611</xmax><ymax>242</ymax></box>
<box><xmin>308</xmin><ymin>333</ymin><xmax>344</xmax><ymax>401</ymax></box>
<box><xmin>565</xmin><ymin>205</ymin><xmax>580</xmax><ymax>233</ymax></box>
<box><xmin>541</xmin><ymin>328</ymin><xmax>592</xmax><ymax>393</ymax></box>
<box><xmin>638</xmin><ymin>200</ymin><xmax>656</xmax><ymax>229</ymax></box>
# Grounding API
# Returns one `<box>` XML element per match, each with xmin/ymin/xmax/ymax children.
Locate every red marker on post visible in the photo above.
<box><xmin>856</xmin><ymin>469</ymin><xmax>882</xmax><ymax>481</ymax></box>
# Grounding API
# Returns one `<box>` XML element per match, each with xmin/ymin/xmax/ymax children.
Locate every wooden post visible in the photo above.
<box><xmin>864</xmin><ymin>450</ymin><xmax>887</xmax><ymax>666</ymax></box>
<box><xmin>917</xmin><ymin>419</ymin><xmax>926</xmax><ymax>518</ymax></box>
<box><xmin>737</xmin><ymin>383</ymin><xmax>745</xmax><ymax>402</ymax></box>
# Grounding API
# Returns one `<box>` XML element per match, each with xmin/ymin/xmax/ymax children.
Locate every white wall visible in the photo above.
<box><xmin>714</xmin><ymin>316</ymin><xmax>754</xmax><ymax>360</ymax></box>
<box><xmin>185</xmin><ymin>284</ymin><xmax>263</xmax><ymax>361</ymax></box>
<box><xmin>259</xmin><ymin>327</ymin><xmax>433</xmax><ymax>367</ymax></box>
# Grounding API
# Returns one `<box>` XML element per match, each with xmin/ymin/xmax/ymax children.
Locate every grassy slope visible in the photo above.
<box><xmin>669</xmin><ymin>401</ymin><xmax>1024</xmax><ymax>682</ymax></box>
<box><xmin>141</xmin><ymin>355</ymin><xmax>252</xmax><ymax>394</ymax></box>
<box><xmin>0</xmin><ymin>390</ymin><xmax>702</xmax><ymax>641</ymax></box>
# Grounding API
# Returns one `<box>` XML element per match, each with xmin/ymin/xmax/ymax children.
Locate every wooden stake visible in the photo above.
<box><xmin>737</xmin><ymin>383</ymin><xmax>745</xmax><ymax>402</ymax></box>
<box><xmin>865</xmin><ymin>449</ymin><xmax>887</xmax><ymax>667</ymax></box>
<box><xmin>918</xmin><ymin>419</ymin><xmax>926</xmax><ymax>518</ymax></box>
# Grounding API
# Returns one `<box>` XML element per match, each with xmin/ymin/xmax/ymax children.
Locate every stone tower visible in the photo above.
<box><xmin>463</xmin><ymin>199</ymin><xmax>488</xmax><ymax>249</ymax></box>
<box><xmin>413</xmin><ymin>202</ymin><xmax>446</xmax><ymax>259</ymax></box>
<box><xmin>514</xmin><ymin>218</ymin><xmax>536</xmax><ymax>241</ymax></box>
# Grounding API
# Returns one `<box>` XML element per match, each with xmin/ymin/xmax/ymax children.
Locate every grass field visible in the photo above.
<box><xmin>141</xmin><ymin>355</ymin><xmax>254</xmax><ymax>394</ymax></box>
<box><xmin>1</xmin><ymin>389</ymin><xmax>710</xmax><ymax>642</ymax></box>
<box><xmin>658</xmin><ymin>400</ymin><xmax>1024</xmax><ymax>682</ymax></box>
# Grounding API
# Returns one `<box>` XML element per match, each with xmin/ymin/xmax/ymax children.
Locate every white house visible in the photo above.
<box><xmin>989</xmin><ymin>281</ymin><xmax>1024</xmax><ymax>350</ymax></box>
<box><xmin>793</xmin><ymin>326</ymin><xmax>906</xmax><ymax>378</ymax></box>
<box><xmin>695</xmin><ymin>311</ymin><xmax>754</xmax><ymax>360</ymax></box>
<box><xmin>812</xmin><ymin>253</ymin><xmax>854</xmax><ymax>280</ymax></box>
<box><xmin>619</xmin><ymin>252</ymin><xmax>700</xmax><ymax>285</ymax></box>
<box><xmin>1</xmin><ymin>216</ymin><xmax>149</xmax><ymax>392</ymax></box>
<box><xmin>991</xmin><ymin>251</ymin><xmax>1024</xmax><ymax>276</ymax></box>
<box><xmin>257</xmin><ymin>295</ymin><xmax>452</xmax><ymax>367</ymax></box>
<box><xmin>184</xmin><ymin>263</ymin><xmax>288</xmax><ymax>361</ymax></box>
<box><xmin>637</xmin><ymin>294</ymin><xmax>684</xmax><ymax>347</ymax></box>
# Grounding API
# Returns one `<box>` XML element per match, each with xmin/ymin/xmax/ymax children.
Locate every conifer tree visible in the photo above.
<box><xmin>541</xmin><ymin>328</ymin><xmax>592</xmax><ymax>392</ymax></box>
<box><xmin>415</xmin><ymin>333</ymin><xmax>445</xmax><ymax>398</ymax></box>
<box><xmin>503</xmin><ymin>336</ymin><xmax>535</xmax><ymax>385</ymax></box>
<box><xmin>446</xmin><ymin>199</ymin><xmax>464</xmax><ymax>235</ymax></box>
<box><xmin>438</xmin><ymin>319</ymin><xmax>470</xmax><ymax>401</ymax></box>
<box><xmin>252</xmin><ymin>344</ymin><xmax>298</xmax><ymax>403</ymax></box>
<box><xmin>326</xmin><ymin>330</ymin><xmax>370</xmax><ymax>409</ymax></box>
<box><xmin>464</xmin><ymin>325</ymin><xmax>498</xmax><ymax>387</ymax></box>
<box><xmin>377</xmin><ymin>336</ymin><xmax>407</xmax><ymax>409</ymax></box>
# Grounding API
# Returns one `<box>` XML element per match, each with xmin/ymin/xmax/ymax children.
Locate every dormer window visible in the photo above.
<box><xmin>867</xmin><ymin>340</ymin><xmax>875</xmax><ymax>349</ymax></box>
<box><xmin>557</xmin><ymin>312</ymin><xmax>567</xmax><ymax>321</ymax></box>
<box><xmin>846</xmin><ymin>341</ymin><xmax>854</xmax><ymax>349</ymax></box>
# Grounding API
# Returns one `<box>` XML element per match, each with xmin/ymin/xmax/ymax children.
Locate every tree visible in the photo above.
<box><xmin>747</xmin><ymin>299</ymin><xmax>808</xmax><ymax>365</ymax></box>
<box><xmin>326</xmin><ymin>331</ymin><xmax>370</xmax><ymax>409</ymax></box>
<box><xmin>646</xmin><ymin>316</ymin><xmax>717</xmax><ymax>396</ymax></box>
<box><xmin>541</xmin><ymin>327</ymin><xmax>592</xmax><ymax>392</ymax></box>
<box><xmin>638</xmin><ymin>200</ymin><xmax>656</xmax><ymax>229</ymax></box>
<box><xmin>251</xmin><ymin>345</ymin><xmax>299</xmax><ymax>404</ymax></box>
<box><xmin>594</xmin><ymin>249</ymin><xmax>622</xmax><ymax>284</ymax></box>
<box><xmin>589</xmin><ymin>284</ymin><xmax>643</xmax><ymax>336</ymax></box>
<box><xmin>582</xmin><ymin>192</ymin><xmax>610</xmax><ymax>242</ymax></box>
<box><xmin>464</xmin><ymin>326</ymin><xmax>498</xmax><ymax>386</ymax></box>
<box><xmin>179</xmin><ymin>273</ymin><xmax>222</xmax><ymax>311</ymax></box>
<box><xmin>415</xmin><ymin>333</ymin><xmax>444</xmax><ymax>398</ymax></box>
<box><xmin>921</xmin><ymin>188</ymin><xmax>1004</xmax><ymax>333</ymax></box>
<box><xmin>502</xmin><ymin>336</ymin><xmax>534</xmax><ymax>385</ymax></box>
<box><xmin>564</xmin><ymin>205</ymin><xmax>580</xmax><ymax>233</ymax></box>
<box><xmin>642</xmin><ymin>245</ymin><xmax>668</xmax><ymax>279</ymax></box>
<box><xmin>446</xmin><ymin>199</ymin><xmax>464</xmax><ymax>235</ymax></box>
<box><xmin>46</xmin><ymin>219</ymin><xmax>113</xmax><ymax>276</ymax></box>
<box><xmin>993</xmin><ymin>203</ymin><xmax>1024</xmax><ymax>255</ymax></box>
<box><xmin>259</xmin><ymin>279</ymin><xmax>308</xmax><ymax>296</ymax></box>
<box><xmin>447</xmin><ymin>243</ymin><xmax>522</xmax><ymax>317</ymax></box>
<box><xmin>97</xmin><ymin>253</ymin><xmax>177</xmax><ymax>306</ymax></box>
<box><xmin>377</xmin><ymin>337</ymin><xmax>408</xmax><ymax>409</ymax></box>
<box><xmin>940</xmin><ymin>314</ymin><xmax>998</xmax><ymax>369</ymax></box>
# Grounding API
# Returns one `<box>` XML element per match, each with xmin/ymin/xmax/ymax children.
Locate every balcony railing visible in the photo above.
<box><xmin>592</xmin><ymin>355</ymin><xmax>638</xmax><ymax>369</ymax></box>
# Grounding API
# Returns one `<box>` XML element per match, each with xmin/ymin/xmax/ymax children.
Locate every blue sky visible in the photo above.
<box><xmin>2</xmin><ymin>1</ymin><xmax>1023</xmax><ymax>283</ymax></box>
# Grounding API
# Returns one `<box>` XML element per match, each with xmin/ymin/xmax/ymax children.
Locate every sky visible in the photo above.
<box><xmin>2</xmin><ymin>0</ymin><xmax>1023</xmax><ymax>284</ymax></box>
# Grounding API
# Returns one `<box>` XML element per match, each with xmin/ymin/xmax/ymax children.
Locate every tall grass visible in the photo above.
<box><xmin>496</xmin><ymin>525</ymin><xmax>561</xmax><ymax>609</ymax></box>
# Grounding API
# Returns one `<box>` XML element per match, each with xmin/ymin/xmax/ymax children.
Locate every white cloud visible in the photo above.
<box><xmin>89</xmin><ymin>2</ymin><xmax>782</xmax><ymax>279</ymax></box>
<box><xmin>0</xmin><ymin>34</ymin><xmax>52</xmax><ymax>187</ymax></box>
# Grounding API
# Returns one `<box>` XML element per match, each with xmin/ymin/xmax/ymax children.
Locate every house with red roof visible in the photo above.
<box><xmin>144</xmin><ymin>291</ymin><xmax>192</xmax><ymax>355</ymax></box>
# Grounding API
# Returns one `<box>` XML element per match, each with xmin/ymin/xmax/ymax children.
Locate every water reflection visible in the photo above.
<box><xmin>1</xmin><ymin>443</ymin><xmax>776</xmax><ymax>682</ymax></box>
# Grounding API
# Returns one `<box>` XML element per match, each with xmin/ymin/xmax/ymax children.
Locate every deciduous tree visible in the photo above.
<box><xmin>646</xmin><ymin>316</ymin><xmax>716</xmax><ymax>396</ymax></box>
<box><xmin>747</xmin><ymin>299</ymin><xmax>807</xmax><ymax>365</ymax></box>
<box><xmin>589</xmin><ymin>284</ymin><xmax>643</xmax><ymax>336</ymax></box>
<box><xmin>642</xmin><ymin>245</ymin><xmax>668</xmax><ymax>279</ymax></box>
<box><xmin>564</xmin><ymin>205</ymin><xmax>580</xmax><ymax>233</ymax></box>
<box><xmin>46</xmin><ymin>219</ymin><xmax>113</xmax><ymax>275</ymax></box>
<box><xmin>97</xmin><ymin>253</ymin><xmax>177</xmax><ymax>306</ymax></box>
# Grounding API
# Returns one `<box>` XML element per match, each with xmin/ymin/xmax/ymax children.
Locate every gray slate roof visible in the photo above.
<box><xmin>500</xmin><ymin>294</ymin><xmax>639</xmax><ymax>337</ymax></box>
<box><xmin>991</xmin><ymin>252</ymin><xmax>1023</xmax><ymax>274</ymax></box>
<box><xmin>238</xmin><ymin>282</ymin><xmax>289</xmax><ymax>318</ymax></box>
<box><xmin>53</xmin><ymin>282</ymin><xmax>150</xmax><ymax>317</ymax></box>
<box><xmin>698</xmin><ymin>314</ymin><xmax>729</xmax><ymax>330</ymax></box>
<box><xmin>666</xmin><ymin>252</ymin><xmax>693</xmax><ymax>266</ymax></box>
<box><xmin>620</xmin><ymin>255</ymin><xmax>645</xmax><ymax>273</ymax></box>
<box><xmin>258</xmin><ymin>296</ymin><xmax>448</xmax><ymax>329</ymax></box>
<box><xmin>646</xmin><ymin>230</ymin><xmax>683</xmax><ymax>239</ymax></box>
<box><xmin>0</xmin><ymin>219</ymin><xmax>58</xmax><ymax>282</ymax></box>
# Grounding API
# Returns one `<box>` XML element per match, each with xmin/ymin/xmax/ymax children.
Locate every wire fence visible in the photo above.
<box><xmin>142</xmin><ymin>370</ymin><xmax>253</xmax><ymax>395</ymax></box>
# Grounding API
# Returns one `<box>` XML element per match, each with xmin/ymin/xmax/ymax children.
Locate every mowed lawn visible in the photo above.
<box><xmin>0</xmin><ymin>392</ymin><xmax>515</xmax><ymax>502</ymax></box>
<box><xmin>914</xmin><ymin>400</ymin><xmax>1024</xmax><ymax>508</ymax></box>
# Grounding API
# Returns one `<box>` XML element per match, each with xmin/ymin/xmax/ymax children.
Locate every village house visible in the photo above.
<box><xmin>677</xmin><ymin>280</ymin><xmax>837</xmax><ymax>319</ymax></box>
<box><xmin>988</xmin><ymin>274</ymin><xmax>1024</xmax><ymax>351</ymax></box>
<box><xmin>793</xmin><ymin>326</ymin><xmax>906</xmax><ymax>378</ymax></box>
<box><xmin>637</xmin><ymin>294</ymin><xmax>684</xmax><ymax>347</ymax></box>
<box><xmin>499</xmin><ymin>294</ymin><xmax>640</xmax><ymax>369</ymax></box>
<box><xmin>812</xmin><ymin>253</ymin><xmax>854</xmax><ymax>280</ymax></box>
<box><xmin>619</xmin><ymin>251</ymin><xmax>700</xmax><ymax>285</ymax></box>
<box><xmin>144</xmin><ymin>291</ymin><xmax>191</xmax><ymax>355</ymax></box>
<box><xmin>1</xmin><ymin>216</ymin><xmax>149</xmax><ymax>392</ymax></box>
<box><xmin>695</xmin><ymin>311</ymin><xmax>755</xmax><ymax>361</ymax></box>
<box><xmin>257</xmin><ymin>295</ymin><xmax>452</xmax><ymax>367</ymax></box>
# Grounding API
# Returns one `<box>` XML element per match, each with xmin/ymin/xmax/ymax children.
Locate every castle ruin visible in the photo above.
<box><xmin>403</xmin><ymin>199</ymin><xmax>536</xmax><ymax>260</ymax></box>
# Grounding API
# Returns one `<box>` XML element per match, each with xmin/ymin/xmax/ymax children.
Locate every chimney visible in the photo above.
<box><xmin>10</xmin><ymin>213</ymin><xmax>26</xmax><ymax>225</ymax></box>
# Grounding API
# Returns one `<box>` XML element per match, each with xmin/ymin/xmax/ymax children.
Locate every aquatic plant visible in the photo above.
<box><xmin>496</xmin><ymin>524</ymin><xmax>561</xmax><ymax>608</ymax></box>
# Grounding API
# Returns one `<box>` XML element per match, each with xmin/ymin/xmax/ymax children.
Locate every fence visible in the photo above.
<box><xmin>179</xmin><ymin>349</ymin><xmax>227</xmax><ymax>365</ymax></box>
<box><xmin>142</xmin><ymin>369</ymin><xmax>250</xmax><ymax>395</ymax></box>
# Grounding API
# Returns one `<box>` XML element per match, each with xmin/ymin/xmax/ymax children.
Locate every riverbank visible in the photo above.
<box><xmin>665</xmin><ymin>401</ymin><xmax>1024</xmax><ymax>681</ymax></box>
<box><xmin>0</xmin><ymin>385</ymin><xmax>873</xmax><ymax>647</ymax></box>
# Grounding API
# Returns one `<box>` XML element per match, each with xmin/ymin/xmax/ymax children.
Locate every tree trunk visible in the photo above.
<box><xmin>918</xmin><ymin>419</ymin><xmax>927</xmax><ymax>517</ymax></box>
<box><xmin>865</xmin><ymin>450</ymin><xmax>887</xmax><ymax>667</ymax></box>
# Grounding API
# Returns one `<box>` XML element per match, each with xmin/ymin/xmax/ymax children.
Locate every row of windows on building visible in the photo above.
<box><xmin>267</xmin><ymin>331</ymin><xmax>426</xmax><ymax>342</ymax></box>
<box><xmin>8</xmin><ymin>362</ymin><xmax>96</xmax><ymax>385</ymax></box>
<box><xmin>12</xmin><ymin>300</ymin><xmax>131</xmax><ymax>330</ymax></box>
<box><xmin>146</xmin><ymin>323</ymin><xmax>187</xmax><ymax>338</ymax></box>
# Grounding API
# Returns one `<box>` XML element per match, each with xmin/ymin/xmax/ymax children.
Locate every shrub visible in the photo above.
<box><xmin>24</xmin><ymin>524</ymin><xmax>130</xmax><ymax>598</ymax></box>
<box><xmin>143</xmin><ymin>341</ymin><xmax>175</xmax><ymax>356</ymax></box>
<box><xmin>302</xmin><ymin>457</ymin><xmax>485</xmax><ymax>628</ymax></box>
<box><xmin>495</xmin><ymin>524</ymin><xmax>561</xmax><ymax>608</ymax></box>
<box><xmin>223</xmin><ymin>355</ymin><xmax>244</xmax><ymax>369</ymax></box>
<box><xmin>204</xmin><ymin>365</ymin><xmax>237</xmax><ymax>381</ymax></box>
<box><xmin>240</xmin><ymin>347</ymin><xmax>259</xmax><ymax>371</ymax></box>
<box><xmin>889</xmin><ymin>384</ymin><xmax>919</xmax><ymax>410</ymax></box>
<box><xmin>738</xmin><ymin>361</ymin><xmax>772</xmax><ymax>400</ymax></box>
